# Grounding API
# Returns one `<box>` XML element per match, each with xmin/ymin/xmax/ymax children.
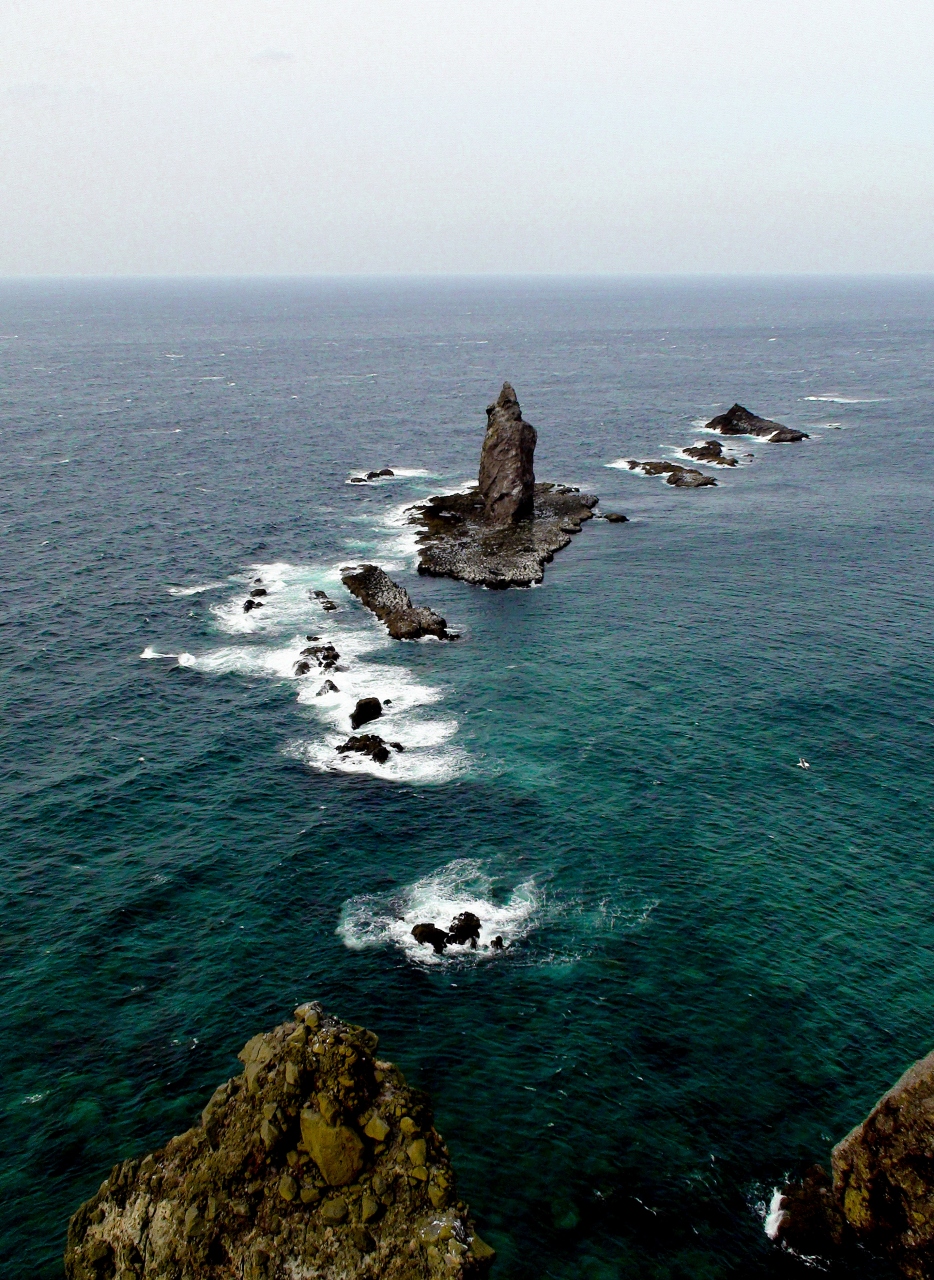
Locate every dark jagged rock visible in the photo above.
<box><xmin>316</xmin><ymin>679</ymin><xmax>339</xmax><ymax>697</ymax></box>
<box><xmin>626</xmin><ymin>460</ymin><xmax>717</xmax><ymax>488</ymax></box>
<box><xmin>490</xmin><ymin>936</ymin><xmax>504</xmax><ymax>951</ymax></box>
<box><xmin>477</xmin><ymin>382</ymin><xmax>537</xmax><ymax>524</ymax></box>
<box><xmin>447</xmin><ymin>912</ymin><xmax>481</xmax><ymax>949</ymax></box>
<box><xmin>64</xmin><ymin>1006</ymin><xmax>494</xmax><ymax>1280</ymax></box>
<box><xmin>294</xmin><ymin>660</ymin><xmax>311</xmax><ymax>676</ymax></box>
<box><xmin>250</xmin><ymin>587</ymin><xmax>268</xmax><ymax>597</ymax></box>
<box><xmin>600</xmin><ymin>512</ymin><xmax>629</xmax><ymax>523</ymax></box>
<box><xmin>253</xmin><ymin>578</ymin><xmax>263</xmax><ymax>584</ymax></box>
<box><xmin>306</xmin><ymin>634</ymin><xmax>321</xmax><ymax>642</ymax></box>
<box><xmin>302</xmin><ymin>643</ymin><xmax>340</xmax><ymax>671</ymax></box>
<box><xmin>377</xmin><ymin>468</ymin><xmax>394</xmax><ymax>477</ymax></box>
<box><xmin>682</xmin><ymin>439</ymin><xmax>741</xmax><ymax>466</ymax></box>
<box><xmin>706</xmin><ymin>403</ymin><xmax>808</xmax><ymax>443</ymax></box>
<box><xmin>243</xmin><ymin>598</ymin><xmax>264</xmax><ymax>612</ymax></box>
<box><xmin>349</xmin><ymin>476</ymin><xmax>367</xmax><ymax>484</ymax></box>
<box><xmin>311</xmin><ymin>590</ymin><xmax>339</xmax><ymax>612</ymax></box>
<box><xmin>412</xmin><ymin>924</ymin><xmax>449</xmax><ymax>954</ymax></box>
<box><xmin>771</xmin><ymin>1047</ymin><xmax>934</xmax><ymax>1276</ymax></box>
<box><xmin>350</xmin><ymin>697</ymin><xmax>382</xmax><ymax>731</ymax></box>
<box><xmin>337</xmin><ymin>734</ymin><xmax>392</xmax><ymax>764</ymax></box>
<box><xmin>342</xmin><ymin>564</ymin><xmax>452</xmax><ymax>641</ymax></box>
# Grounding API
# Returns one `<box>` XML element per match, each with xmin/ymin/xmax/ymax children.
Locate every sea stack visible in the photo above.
<box><xmin>477</xmin><ymin>383</ymin><xmax>537</xmax><ymax>523</ymax></box>
<box><xmin>410</xmin><ymin>384</ymin><xmax>600</xmax><ymax>588</ymax></box>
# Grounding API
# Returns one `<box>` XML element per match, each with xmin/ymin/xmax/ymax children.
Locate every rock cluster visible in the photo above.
<box><xmin>682</xmin><ymin>439</ymin><xmax>740</xmax><ymax>466</ymax></box>
<box><xmin>411</xmin><ymin>912</ymin><xmax>503</xmax><ymax>956</ymax></box>
<box><xmin>350</xmin><ymin>468</ymin><xmax>395</xmax><ymax>484</ymax></box>
<box><xmin>341</xmin><ymin>565</ymin><xmax>454</xmax><ymax>641</ymax></box>
<box><xmin>410</xmin><ymin>385</ymin><xmax>602</xmax><ymax>588</ymax></box>
<box><xmin>312</xmin><ymin>590</ymin><xmax>339</xmax><ymax>613</ymax></box>
<box><xmin>706</xmin><ymin>403</ymin><xmax>808</xmax><ymax>443</ymax></box>
<box><xmin>625</xmin><ymin>460</ymin><xmax>717</xmax><ymax>488</ymax></box>
<box><xmin>771</xmin><ymin>1046</ymin><xmax>934</xmax><ymax>1277</ymax></box>
<box><xmin>64</xmin><ymin>1005</ymin><xmax>495</xmax><ymax>1280</ymax></box>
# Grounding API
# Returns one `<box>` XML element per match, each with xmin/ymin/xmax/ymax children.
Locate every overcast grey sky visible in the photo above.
<box><xmin>2</xmin><ymin>1</ymin><xmax>933</xmax><ymax>275</ymax></box>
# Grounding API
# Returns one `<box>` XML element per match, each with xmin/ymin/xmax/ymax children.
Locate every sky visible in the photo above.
<box><xmin>1</xmin><ymin>0</ymin><xmax>933</xmax><ymax>276</ymax></box>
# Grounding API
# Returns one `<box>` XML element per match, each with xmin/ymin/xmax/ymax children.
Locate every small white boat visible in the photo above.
<box><xmin>797</xmin><ymin>757</ymin><xmax>810</xmax><ymax>770</ymax></box>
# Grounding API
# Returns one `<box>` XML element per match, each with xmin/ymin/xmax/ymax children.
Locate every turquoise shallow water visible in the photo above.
<box><xmin>2</xmin><ymin>278</ymin><xmax>933</xmax><ymax>1278</ymax></box>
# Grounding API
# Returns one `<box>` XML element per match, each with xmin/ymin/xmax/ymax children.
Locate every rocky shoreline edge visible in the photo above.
<box><xmin>65</xmin><ymin>1005</ymin><xmax>495</xmax><ymax>1280</ymax></box>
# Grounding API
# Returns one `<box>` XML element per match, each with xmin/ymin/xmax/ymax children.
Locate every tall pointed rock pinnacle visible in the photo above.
<box><xmin>477</xmin><ymin>382</ymin><xmax>537</xmax><ymax>524</ymax></box>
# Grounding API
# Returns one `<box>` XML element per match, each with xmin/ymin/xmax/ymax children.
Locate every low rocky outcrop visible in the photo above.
<box><xmin>411</xmin><ymin>912</ymin><xmax>484</xmax><ymax>955</ymax></box>
<box><xmin>311</xmin><ymin>590</ymin><xmax>339</xmax><ymax>612</ymax></box>
<box><xmin>316</xmin><ymin>680</ymin><xmax>339</xmax><ymax>697</ymax></box>
<box><xmin>350</xmin><ymin>469</ymin><xmax>395</xmax><ymax>484</ymax></box>
<box><xmin>682</xmin><ymin>440</ymin><xmax>741</xmax><ymax>466</ymax></box>
<box><xmin>625</xmin><ymin>460</ymin><xmax>717</xmax><ymax>488</ymax></box>
<box><xmin>337</xmin><ymin>735</ymin><xmax>404</xmax><ymax>765</ymax></box>
<box><xmin>300</xmin><ymin>643</ymin><xmax>340</xmax><ymax>673</ymax></box>
<box><xmin>341</xmin><ymin>565</ymin><xmax>453</xmax><ymax>641</ymax></box>
<box><xmin>244</xmin><ymin>599</ymin><xmax>265</xmax><ymax>613</ymax></box>
<box><xmin>410</xmin><ymin>385</ymin><xmax>598</xmax><ymax>589</ymax></box>
<box><xmin>600</xmin><ymin>512</ymin><xmax>629</xmax><ymax>523</ymax></box>
<box><xmin>706</xmin><ymin>403</ymin><xmax>808</xmax><ymax>443</ymax></box>
<box><xmin>350</xmin><ymin>698</ymin><xmax>383</xmax><ymax>731</ymax></box>
<box><xmin>64</xmin><ymin>1005</ymin><xmax>494</xmax><ymax>1280</ymax></box>
<box><xmin>771</xmin><ymin>1046</ymin><xmax>934</xmax><ymax>1277</ymax></box>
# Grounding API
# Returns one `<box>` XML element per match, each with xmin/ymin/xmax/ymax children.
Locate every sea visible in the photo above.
<box><xmin>2</xmin><ymin>276</ymin><xmax>933</xmax><ymax>1279</ymax></box>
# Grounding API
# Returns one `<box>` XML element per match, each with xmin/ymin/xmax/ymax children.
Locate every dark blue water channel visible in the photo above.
<box><xmin>2</xmin><ymin>277</ymin><xmax>934</xmax><ymax>1278</ymax></box>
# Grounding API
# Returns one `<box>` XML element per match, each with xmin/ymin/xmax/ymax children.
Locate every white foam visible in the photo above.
<box><xmin>764</xmin><ymin>1188</ymin><xmax>787</xmax><ymax>1239</ymax></box>
<box><xmin>167</xmin><ymin>581</ymin><xmax>228</xmax><ymax>597</ymax></box>
<box><xmin>804</xmin><ymin>395</ymin><xmax>886</xmax><ymax>404</ymax></box>
<box><xmin>166</xmin><ymin>558</ymin><xmax>467</xmax><ymax>784</ymax></box>
<box><xmin>337</xmin><ymin>858</ymin><xmax>539</xmax><ymax>964</ymax></box>
<box><xmin>140</xmin><ymin>645</ymin><xmax>178</xmax><ymax>659</ymax></box>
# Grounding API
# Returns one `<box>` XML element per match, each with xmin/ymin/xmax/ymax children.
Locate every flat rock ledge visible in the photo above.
<box><xmin>411</xmin><ymin>482</ymin><xmax>598</xmax><ymax>588</ymax></box>
<box><xmin>770</xmin><ymin>1045</ymin><xmax>934</xmax><ymax>1278</ymax></box>
<box><xmin>65</xmin><ymin>1006</ymin><xmax>495</xmax><ymax>1280</ymax></box>
<box><xmin>341</xmin><ymin>565</ymin><xmax>453</xmax><ymax>640</ymax></box>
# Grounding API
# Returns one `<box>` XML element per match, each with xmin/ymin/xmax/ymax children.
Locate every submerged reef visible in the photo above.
<box><xmin>65</xmin><ymin>1005</ymin><xmax>494</xmax><ymax>1280</ymax></box>
<box><xmin>411</xmin><ymin>383</ymin><xmax>599</xmax><ymax>588</ymax></box>
<box><xmin>771</xmin><ymin>1046</ymin><xmax>934</xmax><ymax>1277</ymax></box>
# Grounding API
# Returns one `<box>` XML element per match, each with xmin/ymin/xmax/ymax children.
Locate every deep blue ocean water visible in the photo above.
<box><xmin>2</xmin><ymin>277</ymin><xmax>934</xmax><ymax>1279</ymax></box>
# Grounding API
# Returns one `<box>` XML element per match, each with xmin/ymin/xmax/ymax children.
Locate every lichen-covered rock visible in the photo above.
<box><xmin>341</xmin><ymin>565</ymin><xmax>452</xmax><ymax>641</ymax></box>
<box><xmin>64</xmin><ymin>1005</ymin><xmax>495</xmax><ymax>1280</ymax></box>
<box><xmin>477</xmin><ymin>383</ymin><xmax>537</xmax><ymax>524</ymax></box>
<box><xmin>771</xmin><ymin>1047</ymin><xmax>934</xmax><ymax>1277</ymax></box>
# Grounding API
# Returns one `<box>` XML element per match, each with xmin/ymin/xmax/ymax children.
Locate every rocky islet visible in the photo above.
<box><xmin>64</xmin><ymin>1005</ymin><xmax>494</xmax><ymax>1280</ymax></box>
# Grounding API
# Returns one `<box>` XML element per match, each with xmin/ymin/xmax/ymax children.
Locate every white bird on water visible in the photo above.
<box><xmin>797</xmin><ymin>757</ymin><xmax>810</xmax><ymax>770</ymax></box>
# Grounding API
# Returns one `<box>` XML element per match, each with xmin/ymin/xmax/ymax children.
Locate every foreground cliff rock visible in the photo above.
<box><xmin>342</xmin><ymin>565</ymin><xmax>453</xmax><ymax>640</ymax></box>
<box><xmin>771</xmin><ymin>1046</ymin><xmax>934</xmax><ymax>1277</ymax></box>
<box><xmin>412</xmin><ymin>383</ymin><xmax>598</xmax><ymax>588</ymax></box>
<box><xmin>65</xmin><ymin>1005</ymin><xmax>495</xmax><ymax>1280</ymax></box>
<box><xmin>706</xmin><ymin>403</ymin><xmax>808</xmax><ymax>443</ymax></box>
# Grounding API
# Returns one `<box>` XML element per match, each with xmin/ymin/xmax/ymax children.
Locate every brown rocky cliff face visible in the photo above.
<box><xmin>773</xmin><ymin>1047</ymin><xmax>934</xmax><ymax>1278</ymax></box>
<box><xmin>64</xmin><ymin>1005</ymin><xmax>495</xmax><ymax>1280</ymax></box>
<box><xmin>477</xmin><ymin>383</ymin><xmax>537</xmax><ymax>524</ymax></box>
